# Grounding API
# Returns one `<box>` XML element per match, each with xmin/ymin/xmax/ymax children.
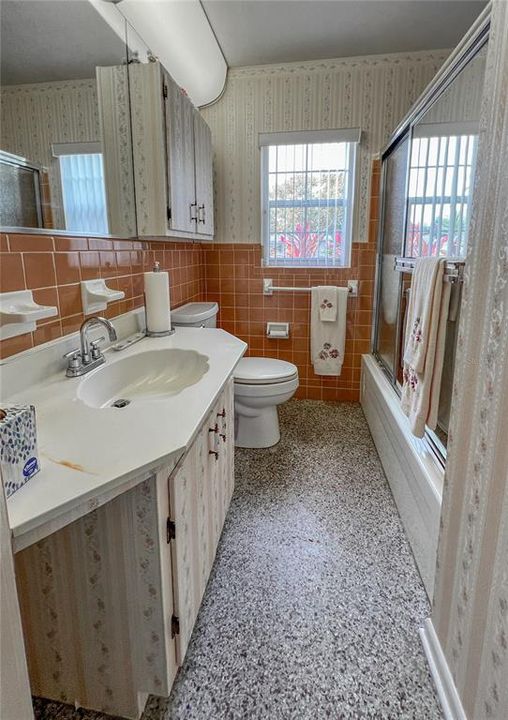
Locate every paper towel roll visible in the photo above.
<box><xmin>144</xmin><ymin>268</ymin><xmax>171</xmax><ymax>334</ymax></box>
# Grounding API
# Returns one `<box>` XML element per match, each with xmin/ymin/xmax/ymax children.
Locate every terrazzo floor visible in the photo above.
<box><xmin>33</xmin><ymin>400</ymin><xmax>442</xmax><ymax>720</ymax></box>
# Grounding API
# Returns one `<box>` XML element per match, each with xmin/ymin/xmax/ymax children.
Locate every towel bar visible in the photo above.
<box><xmin>394</xmin><ymin>257</ymin><xmax>465</xmax><ymax>283</ymax></box>
<box><xmin>263</xmin><ymin>278</ymin><xmax>358</xmax><ymax>296</ymax></box>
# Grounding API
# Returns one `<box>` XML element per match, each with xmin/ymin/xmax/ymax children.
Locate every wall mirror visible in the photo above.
<box><xmin>373</xmin><ymin>35</ymin><xmax>488</xmax><ymax>458</ymax></box>
<box><xmin>0</xmin><ymin>0</ymin><xmax>137</xmax><ymax>237</ymax></box>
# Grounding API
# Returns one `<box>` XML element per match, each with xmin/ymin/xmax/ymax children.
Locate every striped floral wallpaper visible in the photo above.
<box><xmin>1</xmin><ymin>79</ymin><xmax>100</xmax><ymax>228</ymax></box>
<box><xmin>432</xmin><ymin>4</ymin><xmax>508</xmax><ymax>717</ymax></box>
<box><xmin>202</xmin><ymin>49</ymin><xmax>449</xmax><ymax>245</ymax></box>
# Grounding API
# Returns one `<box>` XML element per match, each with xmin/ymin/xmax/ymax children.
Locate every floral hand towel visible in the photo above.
<box><xmin>317</xmin><ymin>286</ymin><xmax>338</xmax><ymax>322</ymax></box>
<box><xmin>311</xmin><ymin>286</ymin><xmax>348</xmax><ymax>375</ymax></box>
<box><xmin>403</xmin><ymin>257</ymin><xmax>442</xmax><ymax>373</ymax></box>
<box><xmin>401</xmin><ymin>257</ymin><xmax>450</xmax><ymax>437</ymax></box>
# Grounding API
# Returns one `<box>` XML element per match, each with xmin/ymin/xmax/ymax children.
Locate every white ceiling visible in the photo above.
<box><xmin>0</xmin><ymin>0</ymin><xmax>127</xmax><ymax>85</ymax></box>
<box><xmin>201</xmin><ymin>0</ymin><xmax>487</xmax><ymax>67</ymax></box>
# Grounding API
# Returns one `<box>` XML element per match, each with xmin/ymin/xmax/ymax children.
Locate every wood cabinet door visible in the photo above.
<box><xmin>193</xmin><ymin>110</ymin><xmax>214</xmax><ymax>238</ymax></box>
<box><xmin>207</xmin><ymin>397</ymin><xmax>224</xmax><ymax>561</ymax></box>
<box><xmin>223</xmin><ymin>378</ymin><xmax>235</xmax><ymax>509</ymax></box>
<box><xmin>164</xmin><ymin>73</ymin><xmax>196</xmax><ymax>234</ymax></box>
<box><xmin>168</xmin><ymin>446</ymin><xmax>200</xmax><ymax>664</ymax></box>
<box><xmin>15</xmin><ymin>475</ymin><xmax>175</xmax><ymax>718</ymax></box>
<box><xmin>125</xmin><ymin>62</ymin><xmax>168</xmax><ymax>236</ymax></box>
<box><xmin>168</xmin><ymin>381</ymin><xmax>235</xmax><ymax>666</ymax></box>
<box><xmin>194</xmin><ymin>423</ymin><xmax>213</xmax><ymax>601</ymax></box>
<box><xmin>216</xmin><ymin>379</ymin><xmax>235</xmax><ymax>529</ymax></box>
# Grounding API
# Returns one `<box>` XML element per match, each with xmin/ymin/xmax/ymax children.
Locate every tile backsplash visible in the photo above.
<box><xmin>0</xmin><ymin>162</ymin><xmax>379</xmax><ymax>401</ymax></box>
<box><xmin>203</xmin><ymin>161</ymin><xmax>380</xmax><ymax>402</ymax></box>
<box><xmin>0</xmin><ymin>234</ymin><xmax>204</xmax><ymax>359</ymax></box>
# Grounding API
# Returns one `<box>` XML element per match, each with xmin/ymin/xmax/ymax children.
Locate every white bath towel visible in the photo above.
<box><xmin>401</xmin><ymin>258</ymin><xmax>450</xmax><ymax>437</ymax></box>
<box><xmin>403</xmin><ymin>257</ymin><xmax>443</xmax><ymax>373</ymax></box>
<box><xmin>311</xmin><ymin>286</ymin><xmax>348</xmax><ymax>375</ymax></box>
<box><xmin>316</xmin><ymin>286</ymin><xmax>338</xmax><ymax>322</ymax></box>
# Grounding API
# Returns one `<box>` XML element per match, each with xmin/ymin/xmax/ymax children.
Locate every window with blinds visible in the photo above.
<box><xmin>53</xmin><ymin>142</ymin><xmax>109</xmax><ymax>234</ymax></box>
<box><xmin>405</xmin><ymin>130</ymin><xmax>477</xmax><ymax>259</ymax></box>
<box><xmin>260</xmin><ymin>129</ymin><xmax>360</xmax><ymax>267</ymax></box>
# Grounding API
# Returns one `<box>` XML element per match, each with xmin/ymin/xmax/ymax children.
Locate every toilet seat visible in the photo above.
<box><xmin>234</xmin><ymin>376</ymin><xmax>299</xmax><ymax>398</ymax></box>
<box><xmin>234</xmin><ymin>357</ymin><xmax>298</xmax><ymax>385</ymax></box>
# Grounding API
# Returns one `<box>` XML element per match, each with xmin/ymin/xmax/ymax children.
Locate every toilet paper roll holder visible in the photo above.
<box><xmin>144</xmin><ymin>262</ymin><xmax>175</xmax><ymax>337</ymax></box>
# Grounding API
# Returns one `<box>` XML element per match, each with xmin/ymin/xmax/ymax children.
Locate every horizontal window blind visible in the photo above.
<box><xmin>59</xmin><ymin>153</ymin><xmax>109</xmax><ymax>235</ymax></box>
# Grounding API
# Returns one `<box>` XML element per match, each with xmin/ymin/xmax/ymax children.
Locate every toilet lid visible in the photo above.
<box><xmin>234</xmin><ymin>357</ymin><xmax>298</xmax><ymax>385</ymax></box>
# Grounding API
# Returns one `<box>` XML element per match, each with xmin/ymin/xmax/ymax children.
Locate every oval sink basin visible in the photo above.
<box><xmin>77</xmin><ymin>349</ymin><xmax>209</xmax><ymax>408</ymax></box>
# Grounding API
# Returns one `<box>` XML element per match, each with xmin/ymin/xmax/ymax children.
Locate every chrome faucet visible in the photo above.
<box><xmin>64</xmin><ymin>316</ymin><xmax>117</xmax><ymax>377</ymax></box>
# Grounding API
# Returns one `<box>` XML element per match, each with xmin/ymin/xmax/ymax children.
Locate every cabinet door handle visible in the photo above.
<box><xmin>190</xmin><ymin>202</ymin><xmax>198</xmax><ymax>222</ymax></box>
<box><xmin>217</xmin><ymin>409</ymin><xmax>226</xmax><ymax>419</ymax></box>
<box><xmin>198</xmin><ymin>204</ymin><xmax>205</xmax><ymax>224</ymax></box>
<box><xmin>209</xmin><ymin>424</ymin><xmax>219</xmax><ymax>434</ymax></box>
<box><xmin>209</xmin><ymin>450</ymin><xmax>219</xmax><ymax>460</ymax></box>
<box><xmin>219</xmin><ymin>434</ymin><xmax>226</xmax><ymax>443</ymax></box>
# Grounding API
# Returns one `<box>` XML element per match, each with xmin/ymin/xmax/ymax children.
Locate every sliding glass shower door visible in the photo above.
<box><xmin>373</xmin><ymin>133</ymin><xmax>409</xmax><ymax>380</ymax></box>
<box><xmin>372</xmin><ymin>38</ymin><xmax>488</xmax><ymax>459</ymax></box>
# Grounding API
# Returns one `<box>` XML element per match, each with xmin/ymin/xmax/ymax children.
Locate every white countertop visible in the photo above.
<box><xmin>3</xmin><ymin>327</ymin><xmax>246</xmax><ymax>549</ymax></box>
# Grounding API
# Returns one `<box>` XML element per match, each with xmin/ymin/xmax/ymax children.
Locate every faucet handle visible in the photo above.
<box><xmin>90</xmin><ymin>336</ymin><xmax>106</xmax><ymax>361</ymax></box>
<box><xmin>63</xmin><ymin>348</ymin><xmax>82</xmax><ymax>374</ymax></box>
<box><xmin>63</xmin><ymin>348</ymin><xmax>81</xmax><ymax>361</ymax></box>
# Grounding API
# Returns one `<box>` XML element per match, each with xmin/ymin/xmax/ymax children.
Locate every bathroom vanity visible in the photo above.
<box><xmin>3</xmin><ymin>322</ymin><xmax>246</xmax><ymax>719</ymax></box>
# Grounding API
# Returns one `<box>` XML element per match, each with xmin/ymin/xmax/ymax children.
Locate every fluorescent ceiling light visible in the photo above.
<box><xmin>116</xmin><ymin>0</ymin><xmax>227</xmax><ymax>107</ymax></box>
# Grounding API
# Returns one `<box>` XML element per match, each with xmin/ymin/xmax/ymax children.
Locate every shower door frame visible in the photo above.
<box><xmin>371</xmin><ymin>12</ymin><xmax>491</xmax><ymax>465</ymax></box>
<box><xmin>371</xmin><ymin>129</ymin><xmax>412</xmax><ymax>389</ymax></box>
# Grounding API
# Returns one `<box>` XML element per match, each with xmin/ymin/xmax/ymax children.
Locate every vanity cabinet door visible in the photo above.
<box><xmin>207</xmin><ymin>397</ymin><xmax>224</xmax><ymax>560</ymax></box>
<box><xmin>15</xmin><ymin>474</ymin><xmax>177</xmax><ymax>718</ymax></box>
<box><xmin>168</xmin><ymin>445</ymin><xmax>201</xmax><ymax>664</ymax></box>
<box><xmin>168</xmin><ymin>380</ymin><xmax>235</xmax><ymax>666</ymax></box>
<box><xmin>223</xmin><ymin>378</ymin><xmax>235</xmax><ymax>509</ymax></box>
<box><xmin>208</xmin><ymin>381</ymin><xmax>235</xmax><ymax>556</ymax></box>
<box><xmin>195</xmin><ymin>423</ymin><xmax>213</xmax><ymax>600</ymax></box>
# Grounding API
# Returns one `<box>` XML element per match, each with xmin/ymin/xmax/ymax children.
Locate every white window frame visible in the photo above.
<box><xmin>260</xmin><ymin>128</ymin><xmax>360</xmax><ymax>268</ymax></box>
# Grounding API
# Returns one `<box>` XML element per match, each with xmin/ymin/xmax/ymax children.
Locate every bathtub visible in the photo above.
<box><xmin>360</xmin><ymin>354</ymin><xmax>444</xmax><ymax>600</ymax></box>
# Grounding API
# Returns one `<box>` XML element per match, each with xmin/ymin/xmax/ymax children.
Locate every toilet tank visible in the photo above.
<box><xmin>171</xmin><ymin>301</ymin><xmax>219</xmax><ymax>328</ymax></box>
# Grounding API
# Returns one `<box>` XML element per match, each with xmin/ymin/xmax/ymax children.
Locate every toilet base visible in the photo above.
<box><xmin>234</xmin><ymin>405</ymin><xmax>280</xmax><ymax>448</ymax></box>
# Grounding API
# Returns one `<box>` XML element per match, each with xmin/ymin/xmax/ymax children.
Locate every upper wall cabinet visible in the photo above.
<box><xmin>128</xmin><ymin>59</ymin><xmax>214</xmax><ymax>241</ymax></box>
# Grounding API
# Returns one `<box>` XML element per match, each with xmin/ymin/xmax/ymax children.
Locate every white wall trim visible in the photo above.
<box><xmin>258</xmin><ymin>127</ymin><xmax>361</xmax><ymax>146</ymax></box>
<box><xmin>228</xmin><ymin>48</ymin><xmax>450</xmax><ymax>78</ymax></box>
<box><xmin>52</xmin><ymin>141</ymin><xmax>102</xmax><ymax>157</ymax></box>
<box><xmin>420</xmin><ymin>618</ymin><xmax>468</xmax><ymax>720</ymax></box>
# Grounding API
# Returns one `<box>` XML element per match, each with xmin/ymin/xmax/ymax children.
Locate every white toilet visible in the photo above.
<box><xmin>233</xmin><ymin>357</ymin><xmax>299</xmax><ymax>448</ymax></box>
<box><xmin>171</xmin><ymin>302</ymin><xmax>299</xmax><ymax>449</ymax></box>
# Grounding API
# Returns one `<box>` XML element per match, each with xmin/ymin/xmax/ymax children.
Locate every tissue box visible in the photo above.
<box><xmin>0</xmin><ymin>405</ymin><xmax>40</xmax><ymax>498</ymax></box>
